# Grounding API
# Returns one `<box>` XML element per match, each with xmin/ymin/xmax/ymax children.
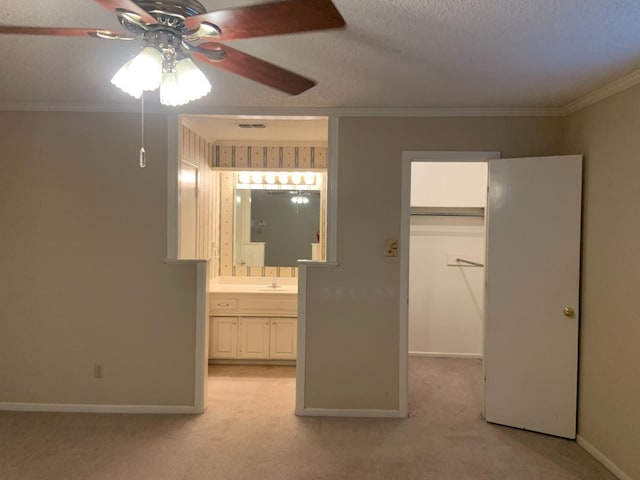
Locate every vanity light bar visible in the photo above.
<box><xmin>236</xmin><ymin>171</ymin><xmax>319</xmax><ymax>187</ymax></box>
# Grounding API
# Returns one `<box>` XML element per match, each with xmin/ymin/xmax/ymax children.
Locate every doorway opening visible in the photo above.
<box><xmin>401</xmin><ymin>152</ymin><xmax>496</xmax><ymax>420</ymax></box>
<box><xmin>408</xmin><ymin>161</ymin><xmax>488</xmax><ymax>359</ymax></box>
<box><xmin>176</xmin><ymin>114</ymin><xmax>329</xmax><ymax>413</ymax></box>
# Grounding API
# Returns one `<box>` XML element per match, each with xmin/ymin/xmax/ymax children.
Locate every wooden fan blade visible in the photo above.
<box><xmin>0</xmin><ymin>26</ymin><xmax>129</xmax><ymax>38</ymax></box>
<box><xmin>184</xmin><ymin>0</ymin><xmax>345</xmax><ymax>41</ymax></box>
<box><xmin>94</xmin><ymin>0</ymin><xmax>157</xmax><ymax>24</ymax></box>
<box><xmin>193</xmin><ymin>43</ymin><xmax>316</xmax><ymax>95</ymax></box>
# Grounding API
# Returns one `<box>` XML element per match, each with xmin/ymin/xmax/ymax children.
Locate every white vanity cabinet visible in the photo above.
<box><xmin>238</xmin><ymin>317</ymin><xmax>270</xmax><ymax>359</ymax></box>
<box><xmin>270</xmin><ymin>318</ymin><xmax>297</xmax><ymax>359</ymax></box>
<box><xmin>209</xmin><ymin>292</ymin><xmax>297</xmax><ymax>362</ymax></box>
<box><xmin>210</xmin><ymin>317</ymin><xmax>238</xmax><ymax>358</ymax></box>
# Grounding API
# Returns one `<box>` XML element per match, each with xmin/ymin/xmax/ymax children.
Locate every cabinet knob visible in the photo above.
<box><xmin>563</xmin><ymin>307</ymin><xmax>575</xmax><ymax>318</ymax></box>
<box><xmin>266</xmin><ymin>321</ymin><xmax>270</xmax><ymax>325</ymax></box>
<box><xmin>232</xmin><ymin>321</ymin><xmax>237</xmax><ymax>325</ymax></box>
<box><xmin>218</xmin><ymin>303</ymin><xmax>230</xmax><ymax>307</ymax></box>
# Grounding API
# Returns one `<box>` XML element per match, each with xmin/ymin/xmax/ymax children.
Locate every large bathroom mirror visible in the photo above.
<box><xmin>217</xmin><ymin>167</ymin><xmax>327</xmax><ymax>277</ymax></box>
<box><xmin>233</xmin><ymin>171</ymin><xmax>325</xmax><ymax>268</ymax></box>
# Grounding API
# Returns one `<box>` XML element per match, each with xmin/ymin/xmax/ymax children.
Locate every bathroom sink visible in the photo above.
<box><xmin>210</xmin><ymin>284</ymin><xmax>297</xmax><ymax>294</ymax></box>
<box><xmin>257</xmin><ymin>286</ymin><xmax>296</xmax><ymax>292</ymax></box>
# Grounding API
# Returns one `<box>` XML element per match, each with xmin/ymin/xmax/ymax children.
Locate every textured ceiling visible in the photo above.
<box><xmin>2</xmin><ymin>0</ymin><xmax>640</xmax><ymax>110</ymax></box>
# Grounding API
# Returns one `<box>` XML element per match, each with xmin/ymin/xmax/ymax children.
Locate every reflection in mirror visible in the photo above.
<box><xmin>233</xmin><ymin>171</ymin><xmax>324</xmax><ymax>268</ymax></box>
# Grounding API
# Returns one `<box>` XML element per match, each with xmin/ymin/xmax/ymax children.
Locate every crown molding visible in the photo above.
<box><xmin>561</xmin><ymin>68</ymin><xmax>640</xmax><ymax>115</ymax></box>
<box><xmin>0</xmin><ymin>102</ymin><xmax>167</xmax><ymax>114</ymax></box>
<box><xmin>0</xmin><ymin>102</ymin><xmax>564</xmax><ymax>117</ymax></box>
<box><xmin>178</xmin><ymin>106</ymin><xmax>566</xmax><ymax>117</ymax></box>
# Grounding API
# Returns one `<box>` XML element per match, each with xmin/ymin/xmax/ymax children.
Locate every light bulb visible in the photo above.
<box><xmin>291</xmin><ymin>173</ymin><xmax>302</xmax><ymax>185</ymax></box>
<box><xmin>304</xmin><ymin>172</ymin><xmax>316</xmax><ymax>185</ymax></box>
<box><xmin>111</xmin><ymin>46</ymin><xmax>162</xmax><ymax>98</ymax></box>
<box><xmin>179</xmin><ymin>171</ymin><xmax>197</xmax><ymax>184</ymax></box>
<box><xmin>264</xmin><ymin>173</ymin><xmax>276</xmax><ymax>184</ymax></box>
<box><xmin>278</xmin><ymin>173</ymin><xmax>289</xmax><ymax>184</ymax></box>
<box><xmin>175</xmin><ymin>57</ymin><xmax>212</xmax><ymax>102</ymax></box>
<box><xmin>238</xmin><ymin>172</ymin><xmax>251</xmax><ymax>184</ymax></box>
<box><xmin>251</xmin><ymin>173</ymin><xmax>262</xmax><ymax>184</ymax></box>
<box><xmin>291</xmin><ymin>194</ymin><xmax>310</xmax><ymax>204</ymax></box>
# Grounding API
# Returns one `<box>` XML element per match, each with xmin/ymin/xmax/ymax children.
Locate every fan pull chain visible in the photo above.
<box><xmin>139</xmin><ymin>92</ymin><xmax>146</xmax><ymax>168</ymax></box>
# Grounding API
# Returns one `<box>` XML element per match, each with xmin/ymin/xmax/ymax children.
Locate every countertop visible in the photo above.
<box><xmin>210</xmin><ymin>284</ymin><xmax>298</xmax><ymax>294</ymax></box>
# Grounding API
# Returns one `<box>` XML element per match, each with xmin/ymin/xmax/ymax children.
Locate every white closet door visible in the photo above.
<box><xmin>484</xmin><ymin>155</ymin><xmax>582</xmax><ymax>439</ymax></box>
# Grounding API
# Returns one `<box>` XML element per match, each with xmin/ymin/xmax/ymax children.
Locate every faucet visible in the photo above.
<box><xmin>271</xmin><ymin>277</ymin><xmax>279</xmax><ymax>289</ymax></box>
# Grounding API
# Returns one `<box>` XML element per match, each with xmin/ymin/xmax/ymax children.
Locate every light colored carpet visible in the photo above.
<box><xmin>0</xmin><ymin>358</ymin><xmax>615</xmax><ymax>479</ymax></box>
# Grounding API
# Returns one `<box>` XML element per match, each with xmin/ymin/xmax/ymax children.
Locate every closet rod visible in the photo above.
<box><xmin>456</xmin><ymin>258</ymin><xmax>485</xmax><ymax>267</ymax></box>
<box><xmin>410</xmin><ymin>212</ymin><xmax>484</xmax><ymax>218</ymax></box>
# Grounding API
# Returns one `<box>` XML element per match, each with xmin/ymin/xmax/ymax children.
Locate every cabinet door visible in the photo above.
<box><xmin>270</xmin><ymin>318</ymin><xmax>297</xmax><ymax>360</ymax></box>
<box><xmin>238</xmin><ymin>317</ymin><xmax>270</xmax><ymax>359</ymax></box>
<box><xmin>210</xmin><ymin>317</ymin><xmax>238</xmax><ymax>359</ymax></box>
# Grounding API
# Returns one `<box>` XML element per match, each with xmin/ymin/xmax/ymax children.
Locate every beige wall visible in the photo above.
<box><xmin>0</xmin><ymin>112</ymin><xmax>198</xmax><ymax>407</ymax></box>
<box><xmin>2</xmin><ymin>104</ymin><xmax>637</xmax><ymax>478</ymax></box>
<box><xmin>564</xmin><ymin>85</ymin><xmax>640</xmax><ymax>479</ymax></box>
<box><xmin>304</xmin><ymin>116</ymin><xmax>563</xmax><ymax>410</ymax></box>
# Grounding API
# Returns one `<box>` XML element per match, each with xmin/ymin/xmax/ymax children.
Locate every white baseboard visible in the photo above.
<box><xmin>300</xmin><ymin>408</ymin><xmax>406</xmax><ymax>418</ymax></box>
<box><xmin>409</xmin><ymin>351</ymin><xmax>483</xmax><ymax>359</ymax></box>
<box><xmin>0</xmin><ymin>402</ymin><xmax>199</xmax><ymax>414</ymax></box>
<box><xmin>209</xmin><ymin>359</ymin><xmax>296</xmax><ymax>366</ymax></box>
<box><xmin>577</xmin><ymin>435</ymin><xmax>633</xmax><ymax>480</ymax></box>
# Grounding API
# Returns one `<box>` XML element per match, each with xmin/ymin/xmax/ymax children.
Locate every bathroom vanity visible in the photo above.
<box><xmin>209</xmin><ymin>285</ymin><xmax>297</xmax><ymax>363</ymax></box>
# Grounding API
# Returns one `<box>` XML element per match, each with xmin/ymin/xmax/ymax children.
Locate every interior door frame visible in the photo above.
<box><xmin>399</xmin><ymin>151</ymin><xmax>500</xmax><ymax>417</ymax></box>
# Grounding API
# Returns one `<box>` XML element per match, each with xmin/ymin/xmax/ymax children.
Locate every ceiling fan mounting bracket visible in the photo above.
<box><xmin>132</xmin><ymin>0</ymin><xmax>207</xmax><ymax>17</ymax></box>
<box><xmin>118</xmin><ymin>0</ymin><xmax>221</xmax><ymax>41</ymax></box>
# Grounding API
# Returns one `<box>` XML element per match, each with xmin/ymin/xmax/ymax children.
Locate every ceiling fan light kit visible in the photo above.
<box><xmin>111</xmin><ymin>44</ymin><xmax>212</xmax><ymax>106</ymax></box>
<box><xmin>0</xmin><ymin>0</ymin><xmax>346</xmax><ymax>106</ymax></box>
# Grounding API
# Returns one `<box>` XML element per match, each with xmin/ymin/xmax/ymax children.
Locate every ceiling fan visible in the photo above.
<box><xmin>0</xmin><ymin>0</ymin><xmax>346</xmax><ymax>105</ymax></box>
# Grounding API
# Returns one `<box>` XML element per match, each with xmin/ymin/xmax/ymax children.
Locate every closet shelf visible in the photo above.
<box><xmin>410</xmin><ymin>206</ymin><xmax>484</xmax><ymax>218</ymax></box>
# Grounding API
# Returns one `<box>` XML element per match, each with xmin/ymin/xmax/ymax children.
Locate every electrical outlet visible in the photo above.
<box><xmin>385</xmin><ymin>239</ymin><xmax>399</xmax><ymax>257</ymax></box>
<box><xmin>94</xmin><ymin>363</ymin><xmax>103</xmax><ymax>379</ymax></box>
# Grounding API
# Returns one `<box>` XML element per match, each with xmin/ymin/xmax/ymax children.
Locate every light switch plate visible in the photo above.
<box><xmin>385</xmin><ymin>239</ymin><xmax>399</xmax><ymax>257</ymax></box>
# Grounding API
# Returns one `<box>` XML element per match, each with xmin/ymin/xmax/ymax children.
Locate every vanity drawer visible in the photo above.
<box><xmin>240</xmin><ymin>295</ymin><xmax>297</xmax><ymax>316</ymax></box>
<box><xmin>210</xmin><ymin>296</ymin><xmax>239</xmax><ymax>314</ymax></box>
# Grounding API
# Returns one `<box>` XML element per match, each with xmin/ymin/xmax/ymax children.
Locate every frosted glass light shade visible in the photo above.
<box><xmin>160</xmin><ymin>71</ymin><xmax>185</xmax><ymax>107</ymax></box>
<box><xmin>111</xmin><ymin>46</ymin><xmax>163</xmax><ymax>98</ymax></box>
<box><xmin>174</xmin><ymin>57</ymin><xmax>212</xmax><ymax>103</ymax></box>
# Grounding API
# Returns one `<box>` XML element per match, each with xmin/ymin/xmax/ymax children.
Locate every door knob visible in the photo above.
<box><xmin>563</xmin><ymin>307</ymin><xmax>575</xmax><ymax>318</ymax></box>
